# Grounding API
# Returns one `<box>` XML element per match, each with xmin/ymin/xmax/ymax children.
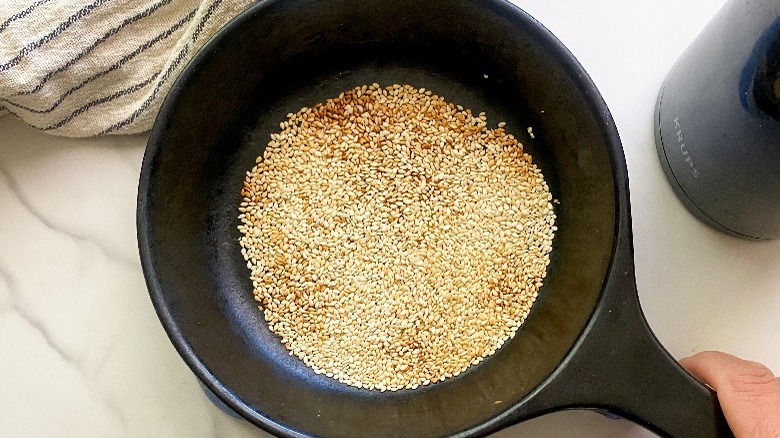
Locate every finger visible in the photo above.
<box><xmin>680</xmin><ymin>351</ymin><xmax>780</xmax><ymax>438</ymax></box>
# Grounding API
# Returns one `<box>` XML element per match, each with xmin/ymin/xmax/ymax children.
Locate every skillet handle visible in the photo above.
<box><xmin>519</xmin><ymin>237</ymin><xmax>733</xmax><ymax>437</ymax></box>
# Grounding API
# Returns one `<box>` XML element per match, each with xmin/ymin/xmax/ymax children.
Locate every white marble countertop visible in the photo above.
<box><xmin>2</xmin><ymin>0</ymin><xmax>779</xmax><ymax>436</ymax></box>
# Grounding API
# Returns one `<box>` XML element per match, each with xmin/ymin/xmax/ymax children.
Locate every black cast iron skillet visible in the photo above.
<box><xmin>138</xmin><ymin>0</ymin><xmax>733</xmax><ymax>436</ymax></box>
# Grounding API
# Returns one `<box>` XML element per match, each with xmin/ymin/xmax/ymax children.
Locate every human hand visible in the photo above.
<box><xmin>680</xmin><ymin>351</ymin><xmax>780</xmax><ymax>438</ymax></box>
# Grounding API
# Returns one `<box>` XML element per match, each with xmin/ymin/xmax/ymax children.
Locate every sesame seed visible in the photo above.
<box><xmin>237</xmin><ymin>84</ymin><xmax>556</xmax><ymax>391</ymax></box>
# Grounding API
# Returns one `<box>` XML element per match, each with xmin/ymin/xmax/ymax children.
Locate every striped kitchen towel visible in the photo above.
<box><xmin>0</xmin><ymin>0</ymin><xmax>255</xmax><ymax>137</ymax></box>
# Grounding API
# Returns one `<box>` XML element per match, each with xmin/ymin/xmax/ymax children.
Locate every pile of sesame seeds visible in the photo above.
<box><xmin>238</xmin><ymin>84</ymin><xmax>556</xmax><ymax>391</ymax></box>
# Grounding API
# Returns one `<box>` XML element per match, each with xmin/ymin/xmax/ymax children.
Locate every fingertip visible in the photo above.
<box><xmin>679</xmin><ymin>351</ymin><xmax>736</xmax><ymax>387</ymax></box>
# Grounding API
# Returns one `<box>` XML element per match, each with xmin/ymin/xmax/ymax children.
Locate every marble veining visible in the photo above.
<box><xmin>0</xmin><ymin>151</ymin><xmax>137</xmax><ymax>268</ymax></box>
<box><xmin>0</xmin><ymin>163</ymin><xmax>136</xmax><ymax>269</ymax></box>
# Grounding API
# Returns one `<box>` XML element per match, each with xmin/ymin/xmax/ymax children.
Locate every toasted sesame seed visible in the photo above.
<box><xmin>238</xmin><ymin>84</ymin><xmax>556</xmax><ymax>391</ymax></box>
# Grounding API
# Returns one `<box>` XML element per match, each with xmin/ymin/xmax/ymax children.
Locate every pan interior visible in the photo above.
<box><xmin>141</xmin><ymin>0</ymin><xmax>617</xmax><ymax>436</ymax></box>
